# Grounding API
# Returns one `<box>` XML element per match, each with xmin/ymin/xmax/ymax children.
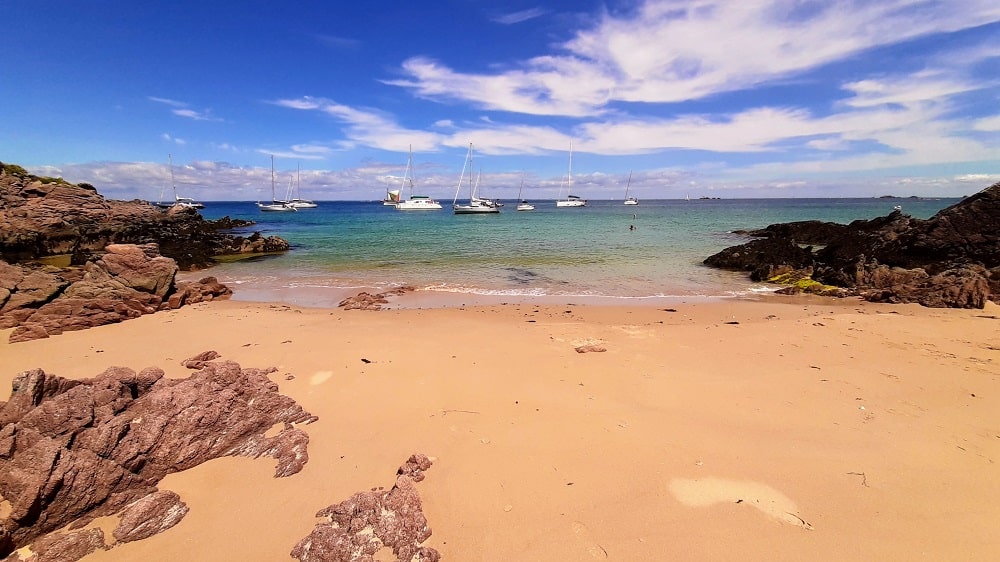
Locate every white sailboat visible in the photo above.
<box><xmin>453</xmin><ymin>143</ymin><xmax>500</xmax><ymax>214</ymax></box>
<box><xmin>395</xmin><ymin>145</ymin><xmax>442</xmax><ymax>210</ymax></box>
<box><xmin>516</xmin><ymin>178</ymin><xmax>534</xmax><ymax>211</ymax></box>
<box><xmin>287</xmin><ymin>164</ymin><xmax>318</xmax><ymax>208</ymax></box>
<box><xmin>257</xmin><ymin>156</ymin><xmax>297</xmax><ymax>212</ymax></box>
<box><xmin>623</xmin><ymin>170</ymin><xmax>638</xmax><ymax>205</ymax></box>
<box><xmin>555</xmin><ymin>143</ymin><xmax>587</xmax><ymax>207</ymax></box>
<box><xmin>156</xmin><ymin>154</ymin><xmax>204</xmax><ymax>209</ymax></box>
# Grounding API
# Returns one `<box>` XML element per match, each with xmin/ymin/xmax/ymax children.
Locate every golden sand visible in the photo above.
<box><xmin>2</xmin><ymin>295</ymin><xmax>998</xmax><ymax>560</ymax></box>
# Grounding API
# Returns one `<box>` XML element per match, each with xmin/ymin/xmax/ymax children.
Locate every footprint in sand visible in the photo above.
<box><xmin>572</xmin><ymin>521</ymin><xmax>609</xmax><ymax>558</ymax></box>
<box><xmin>669</xmin><ymin>477</ymin><xmax>813</xmax><ymax>530</ymax></box>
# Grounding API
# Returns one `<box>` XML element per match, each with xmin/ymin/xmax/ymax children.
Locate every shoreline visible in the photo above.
<box><xmin>3</xmin><ymin>297</ymin><xmax>998</xmax><ymax>560</ymax></box>
<box><xmin>188</xmin><ymin>269</ymin><xmax>774</xmax><ymax>311</ymax></box>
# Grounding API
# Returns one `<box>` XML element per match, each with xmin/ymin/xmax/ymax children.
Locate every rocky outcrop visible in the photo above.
<box><xmin>0</xmin><ymin>358</ymin><xmax>317</xmax><ymax>559</ymax></box>
<box><xmin>704</xmin><ymin>182</ymin><xmax>1000</xmax><ymax>308</ymax></box>
<box><xmin>0</xmin><ymin>244</ymin><xmax>231</xmax><ymax>343</ymax></box>
<box><xmin>291</xmin><ymin>454</ymin><xmax>439</xmax><ymax>562</ymax></box>
<box><xmin>0</xmin><ymin>162</ymin><xmax>288</xmax><ymax>270</ymax></box>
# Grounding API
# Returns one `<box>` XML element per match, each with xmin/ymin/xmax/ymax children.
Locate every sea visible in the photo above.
<box><xmin>190</xmin><ymin>197</ymin><xmax>960</xmax><ymax>308</ymax></box>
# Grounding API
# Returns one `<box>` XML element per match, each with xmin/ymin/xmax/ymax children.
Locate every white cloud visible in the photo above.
<box><xmin>171</xmin><ymin>108</ymin><xmax>220</xmax><ymax>121</ymax></box>
<box><xmin>840</xmin><ymin>71</ymin><xmax>981</xmax><ymax>109</ymax></box>
<box><xmin>388</xmin><ymin>0</ymin><xmax>1000</xmax><ymax>115</ymax></box>
<box><xmin>271</xmin><ymin>96</ymin><xmax>443</xmax><ymax>152</ymax></box>
<box><xmin>148</xmin><ymin>96</ymin><xmax>186</xmax><ymax>107</ymax></box>
<box><xmin>149</xmin><ymin>96</ymin><xmax>222</xmax><ymax>121</ymax></box>
<box><xmin>493</xmin><ymin>8</ymin><xmax>548</xmax><ymax>25</ymax></box>
<box><xmin>973</xmin><ymin>115</ymin><xmax>1000</xmax><ymax>131</ymax></box>
<box><xmin>161</xmin><ymin>133</ymin><xmax>186</xmax><ymax>145</ymax></box>
<box><xmin>264</xmin><ymin>1</ymin><xmax>999</xmax><ymax>194</ymax></box>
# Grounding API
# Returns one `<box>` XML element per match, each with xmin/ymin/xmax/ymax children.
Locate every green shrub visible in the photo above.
<box><xmin>2</xmin><ymin>162</ymin><xmax>30</xmax><ymax>177</ymax></box>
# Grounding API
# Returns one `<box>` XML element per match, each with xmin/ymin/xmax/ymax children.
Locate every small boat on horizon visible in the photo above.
<box><xmin>623</xmin><ymin>170</ymin><xmax>638</xmax><ymax>206</ymax></box>
<box><xmin>396</xmin><ymin>145</ymin><xmax>443</xmax><ymax>211</ymax></box>
<box><xmin>286</xmin><ymin>164</ymin><xmax>317</xmax><ymax>208</ymax></box>
<box><xmin>257</xmin><ymin>156</ymin><xmax>297</xmax><ymax>212</ymax></box>
<box><xmin>516</xmin><ymin>178</ymin><xmax>534</xmax><ymax>211</ymax></box>
<box><xmin>155</xmin><ymin>154</ymin><xmax>204</xmax><ymax>210</ymax></box>
<box><xmin>453</xmin><ymin>143</ymin><xmax>500</xmax><ymax>214</ymax></box>
<box><xmin>556</xmin><ymin>143</ymin><xmax>587</xmax><ymax>208</ymax></box>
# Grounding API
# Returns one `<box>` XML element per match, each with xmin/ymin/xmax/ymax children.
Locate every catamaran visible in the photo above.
<box><xmin>396</xmin><ymin>145</ymin><xmax>442</xmax><ymax>210</ymax></box>
<box><xmin>555</xmin><ymin>143</ymin><xmax>587</xmax><ymax>207</ymax></box>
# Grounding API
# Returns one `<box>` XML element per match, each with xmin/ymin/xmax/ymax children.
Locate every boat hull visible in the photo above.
<box><xmin>396</xmin><ymin>199</ymin><xmax>443</xmax><ymax>210</ymax></box>
<box><xmin>257</xmin><ymin>202</ymin><xmax>297</xmax><ymax>212</ymax></box>
<box><xmin>453</xmin><ymin>203</ymin><xmax>500</xmax><ymax>214</ymax></box>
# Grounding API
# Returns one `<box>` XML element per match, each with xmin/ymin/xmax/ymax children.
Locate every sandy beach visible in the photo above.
<box><xmin>3</xmin><ymin>294</ymin><xmax>999</xmax><ymax>561</ymax></box>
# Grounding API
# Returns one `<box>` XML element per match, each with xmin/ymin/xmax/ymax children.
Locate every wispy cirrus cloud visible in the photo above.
<box><xmin>314</xmin><ymin>33</ymin><xmax>361</xmax><ymax>49</ymax></box>
<box><xmin>492</xmin><ymin>7</ymin><xmax>548</xmax><ymax>25</ymax></box>
<box><xmin>271</xmin><ymin>96</ymin><xmax>443</xmax><ymax>152</ymax></box>
<box><xmin>148</xmin><ymin>96</ymin><xmax>223</xmax><ymax>121</ymax></box>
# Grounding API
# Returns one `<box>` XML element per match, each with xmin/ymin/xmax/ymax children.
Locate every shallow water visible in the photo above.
<box><xmin>193</xmin><ymin>197</ymin><xmax>958</xmax><ymax>307</ymax></box>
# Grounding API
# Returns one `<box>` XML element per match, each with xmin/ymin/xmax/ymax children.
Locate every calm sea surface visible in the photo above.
<box><xmin>192</xmin><ymin>198</ymin><xmax>959</xmax><ymax>307</ymax></box>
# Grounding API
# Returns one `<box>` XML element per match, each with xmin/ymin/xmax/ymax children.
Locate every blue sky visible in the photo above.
<box><xmin>3</xmin><ymin>0</ymin><xmax>999</xmax><ymax>201</ymax></box>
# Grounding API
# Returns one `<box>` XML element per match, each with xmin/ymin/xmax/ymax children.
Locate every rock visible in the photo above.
<box><xmin>338</xmin><ymin>286</ymin><xmax>415</xmax><ymax>310</ymax></box>
<box><xmin>704</xmin><ymin>181</ymin><xmax>1000</xmax><ymax>308</ymax></box>
<box><xmin>165</xmin><ymin>276</ymin><xmax>232</xmax><ymax>310</ymax></box>
<box><xmin>574</xmin><ymin>344</ymin><xmax>607</xmax><ymax>353</ymax></box>
<box><xmin>291</xmin><ymin>454</ymin><xmax>439</xmax><ymax>562</ymax></box>
<box><xmin>1</xmin><ymin>245</ymin><xmax>229</xmax><ymax>343</ymax></box>
<box><xmin>4</xmin><ymin>528</ymin><xmax>107</xmax><ymax>562</ymax></box>
<box><xmin>112</xmin><ymin>490</ymin><xmax>189</xmax><ymax>543</ymax></box>
<box><xmin>95</xmin><ymin>244</ymin><xmax>177</xmax><ymax>298</ymax></box>
<box><xmin>0</xmin><ymin>360</ymin><xmax>317</xmax><ymax>558</ymax></box>
<box><xmin>864</xmin><ymin>264</ymin><xmax>991</xmax><ymax>308</ymax></box>
<box><xmin>0</xmin><ymin>162</ymin><xmax>288</xmax><ymax>270</ymax></box>
<box><xmin>180</xmin><ymin>350</ymin><xmax>221</xmax><ymax>369</ymax></box>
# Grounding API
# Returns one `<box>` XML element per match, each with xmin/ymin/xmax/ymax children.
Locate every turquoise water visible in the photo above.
<box><xmin>195</xmin><ymin>198</ymin><xmax>959</xmax><ymax>306</ymax></box>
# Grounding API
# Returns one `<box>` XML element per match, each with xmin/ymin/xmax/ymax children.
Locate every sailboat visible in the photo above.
<box><xmin>453</xmin><ymin>143</ymin><xmax>500</xmax><ymax>214</ymax></box>
<box><xmin>381</xmin><ymin>179</ymin><xmax>401</xmax><ymax>206</ymax></box>
<box><xmin>287</xmin><ymin>164</ymin><xmax>318</xmax><ymax>208</ymax></box>
<box><xmin>257</xmin><ymin>156</ymin><xmax>297</xmax><ymax>212</ymax></box>
<box><xmin>155</xmin><ymin>154</ymin><xmax>204</xmax><ymax>209</ymax></box>
<box><xmin>516</xmin><ymin>178</ymin><xmax>534</xmax><ymax>211</ymax></box>
<box><xmin>623</xmin><ymin>170</ymin><xmax>638</xmax><ymax>205</ymax></box>
<box><xmin>555</xmin><ymin>143</ymin><xmax>587</xmax><ymax>207</ymax></box>
<box><xmin>395</xmin><ymin>145</ymin><xmax>443</xmax><ymax>210</ymax></box>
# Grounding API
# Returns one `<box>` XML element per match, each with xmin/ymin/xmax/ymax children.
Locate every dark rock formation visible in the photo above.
<box><xmin>0</xmin><ymin>162</ymin><xmax>288</xmax><ymax>270</ymax></box>
<box><xmin>1</xmin><ymin>244</ymin><xmax>231</xmax><ymax>343</ymax></box>
<box><xmin>338</xmin><ymin>286</ymin><xmax>416</xmax><ymax>310</ymax></box>
<box><xmin>291</xmin><ymin>454</ymin><xmax>439</xmax><ymax>562</ymax></box>
<box><xmin>0</xmin><ymin>359</ymin><xmax>317</xmax><ymax>559</ymax></box>
<box><xmin>704</xmin><ymin>182</ymin><xmax>1000</xmax><ymax>308</ymax></box>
